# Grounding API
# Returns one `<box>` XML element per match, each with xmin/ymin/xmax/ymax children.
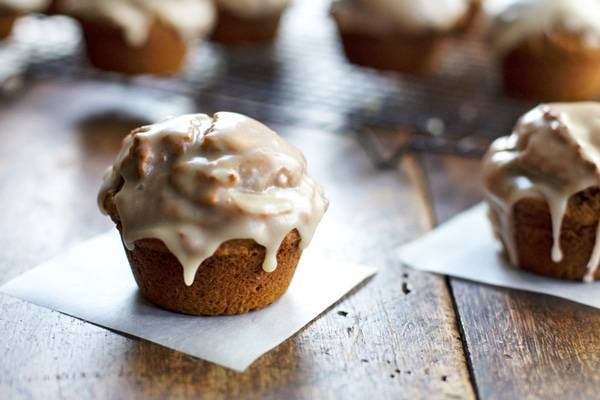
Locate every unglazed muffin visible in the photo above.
<box><xmin>483</xmin><ymin>102</ymin><xmax>600</xmax><ymax>282</ymax></box>
<box><xmin>490</xmin><ymin>0</ymin><xmax>600</xmax><ymax>101</ymax></box>
<box><xmin>330</xmin><ymin>0</ymin><xmax>479</xmax><ymax>74</ymax></box>
<box><xmin>98</xmin><ymin>112</ymin><xmax>329</xmax><ymax>315</ymax></box>
<box><xmin>211</xmin><ymin>0</ymin><xmax>290</xmax><ymax>45</ymax></box>
<box><xmin>0</xmin><ymin>0</ymin><xmax>50</xmax><ymax>39</ymax></box>
<box><xmin>61</xmin><ymin>0</ymin><xmax>215</xmax><ymax>75</ymax></box>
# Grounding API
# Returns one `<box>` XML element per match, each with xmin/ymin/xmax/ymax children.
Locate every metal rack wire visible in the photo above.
<box><xmin>0</xmin><ymin>0</ymin><xmax>535</xmax><ymax>163</ymax></box>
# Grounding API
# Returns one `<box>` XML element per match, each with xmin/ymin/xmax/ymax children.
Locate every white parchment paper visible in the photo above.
<box><xmin>0</xmin><ymin>230</ymin><xmax>375</xmax><ymax>372</ymax></box>
<box><xmin>398</xmin><ymin>203</ymin><xmax>600</xmax><ymax>309</ymax></box>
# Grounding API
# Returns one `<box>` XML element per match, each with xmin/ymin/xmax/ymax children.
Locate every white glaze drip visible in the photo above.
<box><xmin>98</xmin><ymin>112</ymin><xmax>329</xmax><ymax>286</ymax></box>
<box><xmin>546</xmin><ymin>194</ymin><xmax>567</xmax><ymax>263</ymax></box>
<box><xmin>62</xmin><ymin>0</ymin><xmax>215</xmax><ymax>47</ymax></box>
<box><xmin>483</xmin><ymin>102</ymin><xmax>600</xmax><ymax>282</ymax></box>
<box><xmin>486</xmin><ymin>188</ymin><xmax>533</xmax><ymax>266</ymax></box>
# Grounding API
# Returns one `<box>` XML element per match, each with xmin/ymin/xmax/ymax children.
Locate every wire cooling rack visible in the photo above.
<box><xmin>0</xmin><ymin>0</ymin><xmax>536</xmax><ymax>164</ymax></box>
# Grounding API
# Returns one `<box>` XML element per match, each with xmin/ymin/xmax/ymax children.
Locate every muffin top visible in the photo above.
<box><xmin>490</xmin><ymin>0</ymin><xmax>600</xmax><ymax>53</ymax></box>
<box><xmin>214</xmin><ymin>0</ymin><xmax>290</xmax><ymax>18</ymax></box>
<box><xmin>98</xmin><ymin>112</ymin><xmax>329</xmax><ymax>286</ymax></box>
<box><xmin>0</xmin><ymin>0</ymin><xmax>49</xmax><ymax>12</ymax></box>
<box><xmin>483</xmin><ymin>103</ymin><xmax>600</xmax><ymax>273</ymax></box>
<box><xmin>330</xmin><ymin>0</ymin><xmax>472</xmax><ymax>35</ymax></box>
<box><xmin>62</xmin><ymin>0</ymin><xmax>215</xmax><ymax>47</ymax></box>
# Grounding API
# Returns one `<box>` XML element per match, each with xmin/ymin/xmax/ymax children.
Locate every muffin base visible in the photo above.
<box><xmin>336</xmin><ymin>31</ymin><xmax>446</xmax><ymax>74</ymax></box>
<box><xmin>505</xmin><ymin>190</ymin><xmax>600</xmax><ymax>281</ymax></box>
<box><xmin>123</xmin><ymin>229</ymin><xmax>303</xmax><ymax>315</ymax></box>
<box><xmin>211</xmin><ymin>8</ymin><xmax>283</xmax><ymax>45</ymax></box>
<box><xmin>78</xmin><ymin>17</ymin><xmax>187</xmax><ymax>75</ymax></box>
<box><xmin>501</xmin><ymin>32</ymin><xmax>600</xmax><ymax>101</ymax></box>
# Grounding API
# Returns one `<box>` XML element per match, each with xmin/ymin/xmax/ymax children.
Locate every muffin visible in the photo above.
<box><xmin>98</xmin><ymin>112</ymin><xmax>329</xmax><ymax>315</ymax></box>
<box><xmin>483</xmin><ymin>102</ymin><xmax>600</xmax><ymax>282</ymax></box>
<box><xmin>211</xmin><ymin>0</ymin><xmax>290</xmax><ymax>45</ymax></box>
<box><xmin>490</xmin><ymin>0</ymin><xmax>600</xmax><ymax>101</ymax></box>
<box><xmin>0</xmin><ymin>0</ymin><xmax>50</xmax><ymax>39</ymax></box>
<box><xmin>330</xmin><ymin>0</ymin><xmax>479</xmax><ymax>74</ymax></box>
<box><xmin>61</xmin><ymin>0</ymin><xmax>215</xmax><ymax>75</ymax></box>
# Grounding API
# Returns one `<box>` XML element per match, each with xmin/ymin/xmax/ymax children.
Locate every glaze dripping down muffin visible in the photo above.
<box><xmin>98</xmin><ymin>112</ymin><xmax>328</xmax><ymax>315</ymax></box>
<box><xmin>483</xmin><ymin>103</ymin><xmax>600</xmax><ymax>282</ymax></box>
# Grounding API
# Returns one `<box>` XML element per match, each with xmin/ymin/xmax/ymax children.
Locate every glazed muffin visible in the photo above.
<box><xmin>490</xmin><ymin>0</ymin><xmax>600</xmax><ymax>101</ymax></box>
<box><xmin>483</xmin><ymin>103</ymin><xmax>600</xmax><ymax>282</ymax></box>
<box><xmin>98</xmin><ymin>112</ymin><xmax>329</xmax><ymax>315</ymax></box>
<box><xmin>0</xmin><ymin>0</ymin><xmax>50</xmax><ymax>39</ymax></box>
<box><xmin>330</xmin><ymin>0</ymin><xmax>479</xmax><ymax>74</ymax></box>
<box><xmin>62</xmin><ymin>0</ymin><xmax>215</xmax><ymax>75</ymax></box>
<box><xmin>211</xmin><ymin>0</ymin><xmax>290</xmax><ymax>45</ymax></box>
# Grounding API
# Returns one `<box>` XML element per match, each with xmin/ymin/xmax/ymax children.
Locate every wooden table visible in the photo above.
<box><xmin>0</xmin><ymin>80</ymin><xmax>599</xmax><ymax>400</ymax></box>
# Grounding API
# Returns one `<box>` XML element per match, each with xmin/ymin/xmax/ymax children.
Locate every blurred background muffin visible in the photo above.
<box><xmin>330</xmin><ymin>0</ymin><xmax>480</xmax><ymax>74</ymax></box>
<box><xmin>61</xmin><ymin>0</ymin><xmax>215</xmax><ymax>75</ymax></box>
<box><xmin>490</xmin><ymin>0</ymin><xmax>600</xmax><ymax>101</ymax></box>
<box><xmin>211</xmin><ymin>0</ymin><xmax>291</xmax><ymax>45</ymax></box>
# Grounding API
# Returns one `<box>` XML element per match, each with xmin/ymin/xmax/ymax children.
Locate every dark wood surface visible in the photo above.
<box><xmin>0</xmin><ymin>81</ymin><xmax>597</xmax><ymax>399</ymax></box>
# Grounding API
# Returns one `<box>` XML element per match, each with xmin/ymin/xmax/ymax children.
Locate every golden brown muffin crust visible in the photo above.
<box><xmin>125</xmin><ymin>228</ymin><xmax>302</xmax><ymax>315</ymax></box>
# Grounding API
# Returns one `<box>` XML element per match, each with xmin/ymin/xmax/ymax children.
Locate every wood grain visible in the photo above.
<box><xmin>0</xmin><ymin>81</ymin><xmax>474</xmax><ymax>399</ymax></box>
<box><xmin>422</xmin><ymin>154</ymin><xmax>600</xmax><ymax>400</ymax></box>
